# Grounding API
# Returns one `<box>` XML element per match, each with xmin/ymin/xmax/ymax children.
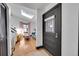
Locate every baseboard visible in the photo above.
<box><xmin>36</xmin><ymin>46</ymin><xmax>44</xmax><ymax>49</ymax></box>
<box><xmin>11</xmin><ymin>47</ymin><xmax>15</xmax><ymax>56</ymax></box>
<box><xmin>11</xmin><ymin>53</ymin><xmax>13</xmax><ymax>56</ymax></box>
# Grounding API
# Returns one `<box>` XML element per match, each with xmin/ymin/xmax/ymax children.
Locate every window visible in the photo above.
<box><xmin>23</xmin><ymin>25</ymin><xmax>28</xmax><ymax>32</ymax></box>
<box><xmin>45</xmin><ymin>15</ymin><xmax>55</xmax><ymax>33</ymax></box>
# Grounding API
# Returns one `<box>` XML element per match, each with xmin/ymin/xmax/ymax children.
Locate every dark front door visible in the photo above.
<box><xmin>0</xmin><ymin>4</ymin><xmax>8</xmax><ymax>56</ymax></box>
<box><xmin>43</xmin><ymin>4</ymin><xmax>62</xmax><ymax>56</ymax></box>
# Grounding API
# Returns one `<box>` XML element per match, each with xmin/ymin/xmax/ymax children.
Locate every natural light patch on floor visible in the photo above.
<box><xmin>19</xmin><ymin>38</ymin><xmax>28</xmax><ymax>49</ymax></box>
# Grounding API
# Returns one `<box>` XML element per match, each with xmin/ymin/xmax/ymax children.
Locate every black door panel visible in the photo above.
<box><xmin>0</xmin><ymin>4</ymin><xmax>7</xmax><ymax>56</ymax></box>
<box><xmin>43</xmin><ymin>4</ymin><xmax>61</xmax><ymax>56</ymax></box>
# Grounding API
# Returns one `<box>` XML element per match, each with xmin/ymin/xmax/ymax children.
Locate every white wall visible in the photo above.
<box><xmin>36</xmin><ymin>9</ymin><xmax>42</xmax><ymax>47</ymax></box>
<box><xmin>42</xmin><ymin>3</ymin><xmax>57</xmax><ymax>14</ymax></box>
<box><xmin>62</xmin><ymin>3</ymin><xmax>79</xmax><ymax>56</ymax></box>
<box><xmin>30</xmin><ymin>11</ymin><xmax>37</xmax><ymax>35</ymax></box>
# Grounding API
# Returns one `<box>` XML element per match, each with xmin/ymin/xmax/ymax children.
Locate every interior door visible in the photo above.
<box><xmin>0</xmin><ymin>4</ymin><xmax>7</xmax><ymax>56</ymax></box>
<box><xmin>43</xmin><ymin>4</ymin><xmax>61</xmax><ymax>56</ymax></box>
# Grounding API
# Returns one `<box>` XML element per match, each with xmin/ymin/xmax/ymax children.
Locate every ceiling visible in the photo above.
<box><xmin>9</xmin><ymin>3</ymin><xmax>51</xmax><ymax>24</ymax></box>
<box><xmin>15</xmin><ymin>3</ymin><xmax>50</xmax><ymax>10</ymax></box>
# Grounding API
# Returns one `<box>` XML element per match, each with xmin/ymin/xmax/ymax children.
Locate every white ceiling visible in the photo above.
<box><xmin>9</xmin><ymin>3</ymin><xmax>37</xmax><ymax>22</ymax></box>
<box><xmin>15</xmin><ymin>3</ymin><xmax>50</xmax><ymax>10</ymax></box>
<box><xmin>8</xmin><ymin>3</ymin><xmax>51</xmax><ymax>23</ymax></box>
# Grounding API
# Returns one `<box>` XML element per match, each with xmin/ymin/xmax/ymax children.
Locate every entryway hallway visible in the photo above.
<box><xmin>1</xmin><ymin>3</ymin><xmax>78</xmax><ymax>56</ymax></box>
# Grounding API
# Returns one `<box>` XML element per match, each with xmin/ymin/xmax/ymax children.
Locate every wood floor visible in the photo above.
<box><xmin>13</xmin><ymin>37</ymin><xmax>52</xmax><ymax>56</ymax></box>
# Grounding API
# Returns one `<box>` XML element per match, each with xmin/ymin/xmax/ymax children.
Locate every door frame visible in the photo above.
<box><xmin>78</xmin><ymin>7</ymin><xmax>79</xmax><ymax>56</ymax></box>
<box><xmin>0</xmin><ymin>3</ymin><xmax>8</xmax><ymax>56</ymax></box>
<box><xmin>42</xmin><ymin>3</ymin><xmax>62</xmax><ymax>56</ymax></box>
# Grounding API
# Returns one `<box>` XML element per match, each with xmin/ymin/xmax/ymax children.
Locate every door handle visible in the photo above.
<box><xmin>55</xmin><ymin>33</ymin><xmax>58</xmax><ymax>38</ymax></box>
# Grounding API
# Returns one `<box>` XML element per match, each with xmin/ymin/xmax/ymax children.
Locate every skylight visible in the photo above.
<box><xmin>21</xmin><ymin>10</ymin><xmax>34</xmax><ymax>19</ymax></box>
